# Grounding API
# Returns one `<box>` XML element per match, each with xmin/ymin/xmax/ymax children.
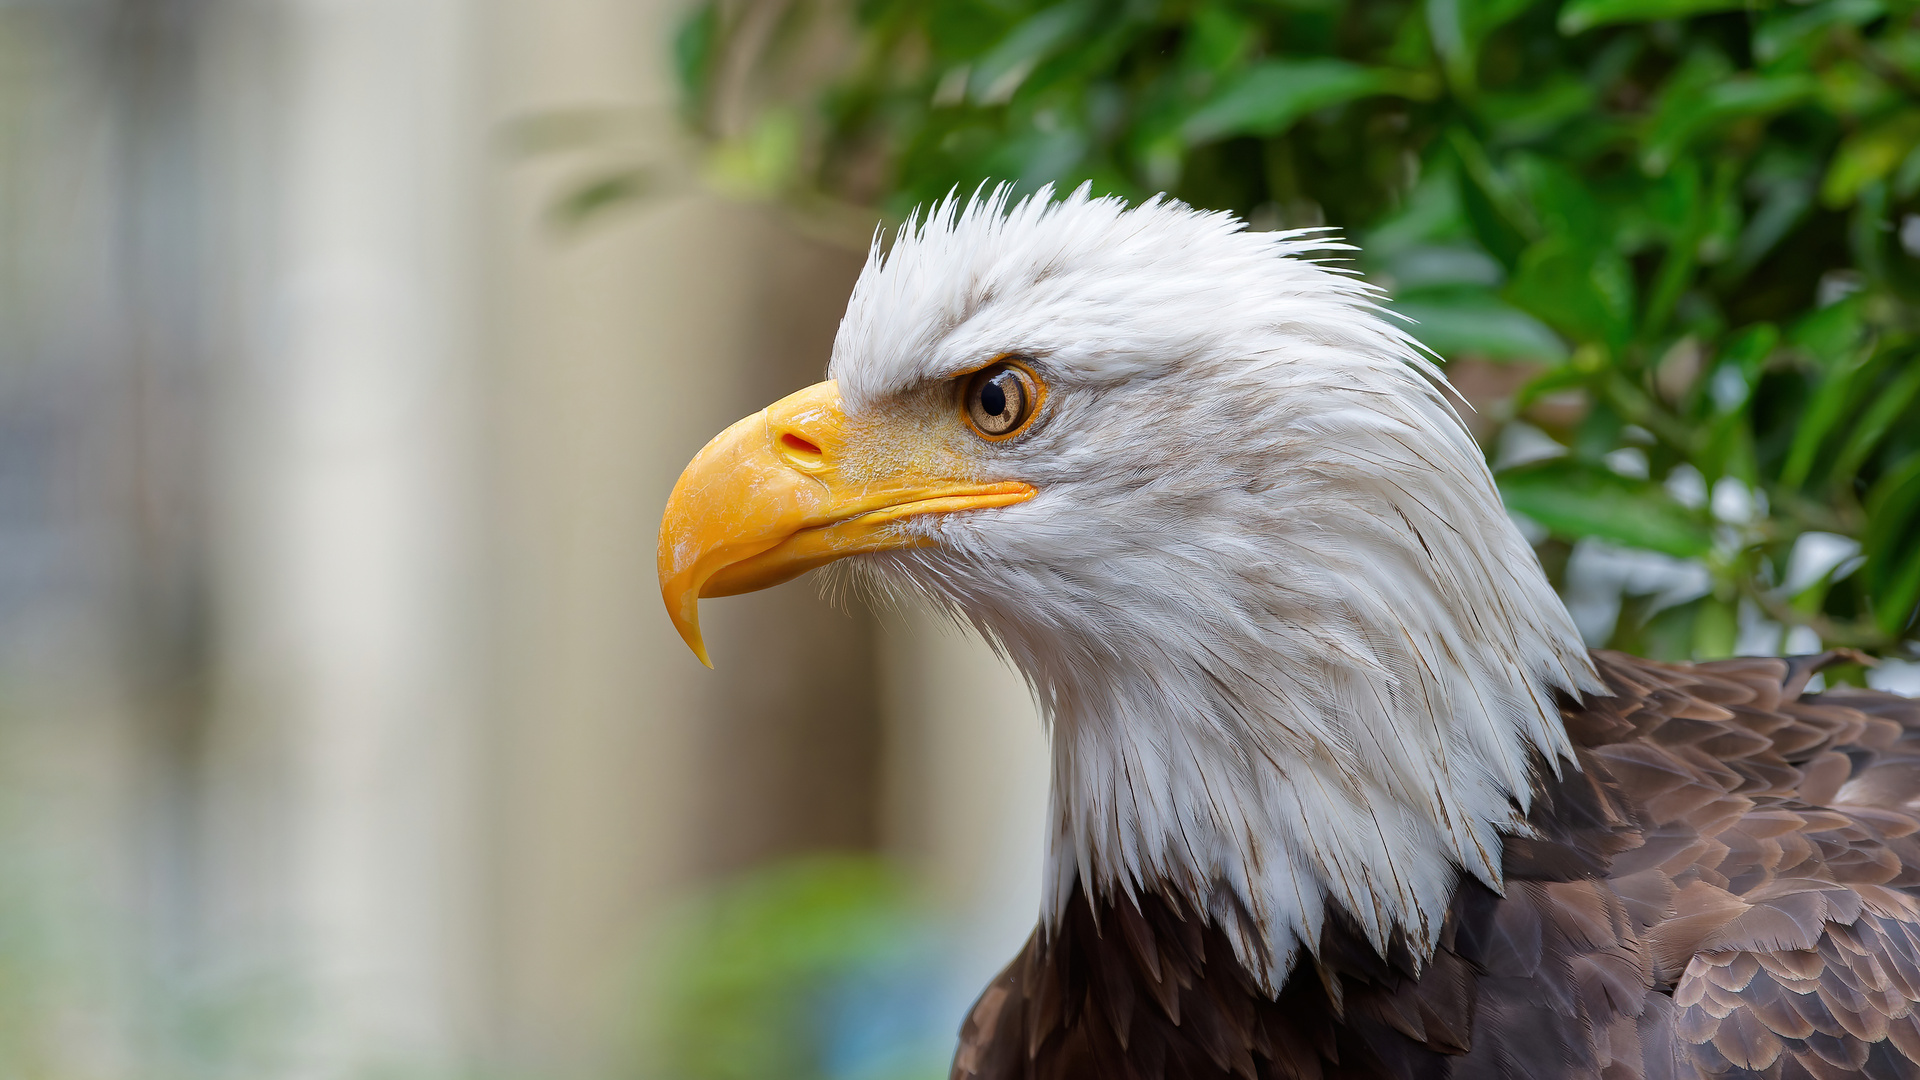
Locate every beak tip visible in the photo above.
<box><xmin>674</xmin><ymin>617</ymin><xmax>715</xmax><ymax>669</ymax></box>
<box><xmin>664</xmin><ymin>584</ymin><xmax>715</xmax><ymax>668</ymax></box>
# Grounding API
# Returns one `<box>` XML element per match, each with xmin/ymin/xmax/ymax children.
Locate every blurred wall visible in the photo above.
<box><xmin>487</xmin><ymin>4</ymin><xmax>887</xmax><ymax>1064</ymax></box>
<box><xmin>0</xmin><ymin>0</ymin><xmax>1049</xmax><ymax>1076</ymax></box>
<box><xmin>0</xmin><ymin>5</ymin><xmax>220</xmax><ymax>1078</ymax></box>
<box><xmin>198</xmin><ymin>0</ymin><xmax>489</xmax><ymax>1070</ymax></box>
<box><xmin>484</xmin><ymin>0</ymin><xmax>910</xmax><ymax>1069</ymax></box>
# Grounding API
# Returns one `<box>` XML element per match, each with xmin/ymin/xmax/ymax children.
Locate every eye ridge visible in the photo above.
<box><xmin>962</xmin><ymin>360</ymin><xmax>1042</xmax><ymax>440</ymax></box>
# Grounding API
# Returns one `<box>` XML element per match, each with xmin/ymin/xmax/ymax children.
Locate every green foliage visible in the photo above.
<box><xmin>671</xmin><ymin>0</ymin><xmax>1920</xmax><ymax>659</ymax></box>
<box><xmin>633</xmin><ymin>855</ymin><xmax>948</xmax><ymax>1080</ymax></box>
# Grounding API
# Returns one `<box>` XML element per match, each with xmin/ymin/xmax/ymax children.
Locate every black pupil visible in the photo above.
<box><xmin>981</xmin><ymin>376</ymin><xmax>1009</xmax><ymax>416</ymax></box>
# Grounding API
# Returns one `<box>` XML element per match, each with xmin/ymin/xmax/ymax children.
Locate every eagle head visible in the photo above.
<box><xmin>657</xmin><ymin>186</ymin><xmax>1601</xmax><ymax>990</ymax></box>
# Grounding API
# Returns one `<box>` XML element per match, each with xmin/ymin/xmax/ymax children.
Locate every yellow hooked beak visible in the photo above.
<box><xmin>657</xmin><ymin>380</ymin><xmax>1035</xmax><ymax>666</ymax></box>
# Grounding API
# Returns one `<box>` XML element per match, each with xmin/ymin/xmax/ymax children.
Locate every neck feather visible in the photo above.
<box><xmin>1040</xmin><ymin>649</ymin><xmax>1584</xmax><ymax>993</ymax></box>
<box><xmin>1027</xmin><ymin>523</ymin><xmax>1599</xmax><ymax>991</ymax></box>
<box><xmin>994</xmin><ymin>377</ymin><xmax>1598</xmax><ymax>993</ymax></box>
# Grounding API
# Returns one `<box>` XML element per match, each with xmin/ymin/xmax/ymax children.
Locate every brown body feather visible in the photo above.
<box><xmin>952</xmin><ymin>651</ymin><xmax>1920</xmax><ymax>1080</ymax></box>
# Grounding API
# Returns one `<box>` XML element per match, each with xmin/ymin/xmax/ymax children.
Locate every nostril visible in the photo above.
<box><xmin>779</xmin><ymin>432</ymin><xmax>823</xmax><ymax>458</ymax></box>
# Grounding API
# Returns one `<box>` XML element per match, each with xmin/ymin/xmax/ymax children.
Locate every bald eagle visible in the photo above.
<box><xmin>657</xmin><ymin>188</ymin><xmax>1920</xmax><ymax>1080</ymax></box>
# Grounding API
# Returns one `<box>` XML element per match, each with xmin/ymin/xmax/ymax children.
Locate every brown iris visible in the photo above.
<box><xmin>962</xmin><ymin>360</ymin><xmax>1042</xmax><ymax>440</ymax></box>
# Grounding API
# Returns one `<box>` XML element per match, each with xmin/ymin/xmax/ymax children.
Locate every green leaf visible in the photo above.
<box><xmin>1724</xmin><ymin>176</ymin><xmax>1814</xmax><ymax>280</ymax></box>
<box><xmin>1700</xmin><ymin>408</ymin><xmax>1759</xmax><ymax>485</ymax></box>
<box><xmin>1642</xmin><ymin>158</ymin><xmax>1710</xmax><ymax>335</ymax></box>
<box><xmin>1179</xmin><ymin>60</ymin><xmax>1415</xmax><ymax>144</ymax></box>
<box><xmin>1817</xmin><ymin>57</ymin><xmax>1899</xmax><ymax>119</ymax></box>
<box><xmin>1642</xmin><ymin>72</ymin><xmax>1819</xmax><ymax>175</ymax></box>
<box><xmin>1692</xmin><ymin>594</ymin><xmax>1739</xmax><ymax>659</ymax></box>
<box><xmin>1822</xmin><ymin>109</ymin><xmax>1920</xmax><ymax>207</ymax></box>
<box><xmin>981</xmin><ymin>127</ymin><xmax>1091</xmax><ymax>189</ymax></box>
<box><xmin>1428</xmin><ymin>0</ymin><xmax>1477</xmax><ymax>94</ymax></box>
<box><xmin>1619</xmin><ymin>595</ymin><xmax>1708</xmax><ymax>661</ymax></box>
<box><xmin>969</xmin><ymin>2</ymin><xmax>1095</xmax><ymax>105</ymax></box>
<box><xmin>1790</xmin><ymin>294</ymin><xmax>1868</xmax><ymax>360</ymax></box>
<box><xmin>1512</xmin><ymin>153</ymin><xmax>1610</xmax><ymax>248</ymax></box>
<box><xmin>1896</xmin><ymin>143</ymin><xmax>1920</xmax><ymax>199</ymax></box>
<box><xmin>1397</xmin><ymin>293</ymin><xmax>1570</xmax><ymax>361</ymax></box>
<box><xmin>1723</xmin><ymin>323</ymin><xmax>1782</xmax><ymax>374</ymax></box>
<box><xmin>1827</xmin><ymin>357</ymin><xmax>1920</xmax><ymax>488</ymax></box>
<box><xmin>1506</xmin><ymin>235</ymin><xmax>1636</xmax><ymax>348</ymax></box>
<box><xmin>1426</xmin><ymin>0</ymin><xmax>1530</xmax><ymax>94</ymax></box>
<box><xmin>1753</xmin><ymin>0</ymin><xmax>1886</xmax><ymax>65</ymax></box>
<box><xmin>1449</xmin><ymin>129</ymin><xmax>1537</xmax><ymax>266</ymax></box>
<box><xmin>674</xmin><ymin>2</ymin><xmax>719</xmax><ymax>101</ymax></box>
<box><xmin>1365</xmin><ymin>161</ymin><xmax>1474</xmax><ymax>255</ymax></box>
<box><xmin>920</xmin><ymin>1</ymin><xmax>1023</xmax><ymax>62</ymax></box>
<box><xmin>1777</xmin><ymin>349</ymin><xmax>1870</xmax><ymax>491</ymax></box>
<box><xmin>1558</xmin><ymin>0</ymin><xmax>1749</xmax><ymax>35</ymax></box>
<box><xmin>1477</xmin><ymin>75</ymin><xmax>1598</xmax><ymax>144</ymax></box>
<box><xmin>1184</xmin><ymin>3</ymin><xmax>1258</xmax><ymax>74</ymax></box>
<box><xmin>705</xmin><ymin>109</ymin><xmax>805</xmax><ymax>198</ymax></box>
<box><xmin>550</xmin><ymin>167</ymin><xmax>652</xmax><ymax>227</ymax></box>
<box><xmin>1498</xmin><ymin>460</ymin><xmax>1714</xmax><ymax>557</ymax></box>
<box><xmin>1864</xmin><ymin>454</ymin><xmax>1920</xmax><ymax>635</ymax></box>
<box><xmin>1380</xmin><ymin>244</ymin><xmax>1505</xmax><ymax>289</ymax></box>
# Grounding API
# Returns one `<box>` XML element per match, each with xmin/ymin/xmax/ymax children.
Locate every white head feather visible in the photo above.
<box><xmin>830</xmin><ymin>185</ymin><xmax>1603</xmax><ymax>992</ymax></box>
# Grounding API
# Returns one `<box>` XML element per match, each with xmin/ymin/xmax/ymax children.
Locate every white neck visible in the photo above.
<box><xmin>1016</xmin><ymin>479</ymin><xmax>1602</xmax><ymax>992</ymax></box>
<box><xmin>1039</xmin><ymin>649</ymin><xmax>1574</xmax><ymax>993</ymax></box>
<box><xmin>979</xmin><ymin>361</ymin><xmax>1602</xmax><ymax>993</ymax></box>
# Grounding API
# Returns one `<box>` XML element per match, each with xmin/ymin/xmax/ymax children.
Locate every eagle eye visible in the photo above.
<box><xmin>962</xmin><ymin>360</ymin><xmax>1042</xmax><ymax>440</ymax></box>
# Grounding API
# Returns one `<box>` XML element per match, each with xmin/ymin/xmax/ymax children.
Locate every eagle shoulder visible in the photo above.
<box><xmin>1583</xmin><ymin>651</ymin><xmax>1920</xmax><ymax>1078</ymax></box>
<box><xmin>951</xmin><ymin>651</ymin><xmax>1920</xmax><ymax>1079</ymax></box>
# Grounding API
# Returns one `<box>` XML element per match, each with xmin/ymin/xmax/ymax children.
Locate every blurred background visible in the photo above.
<box><xmin>1</xmin><ymin>0</ymin><xmax>1918</xmax><ymax>1077</ymax></box>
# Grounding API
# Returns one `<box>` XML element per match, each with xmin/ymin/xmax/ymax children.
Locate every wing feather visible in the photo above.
<box><xmin>952</xmin><ymin>652</ymin><xmax>1920</xmax><ymax>1079</ymax></box>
